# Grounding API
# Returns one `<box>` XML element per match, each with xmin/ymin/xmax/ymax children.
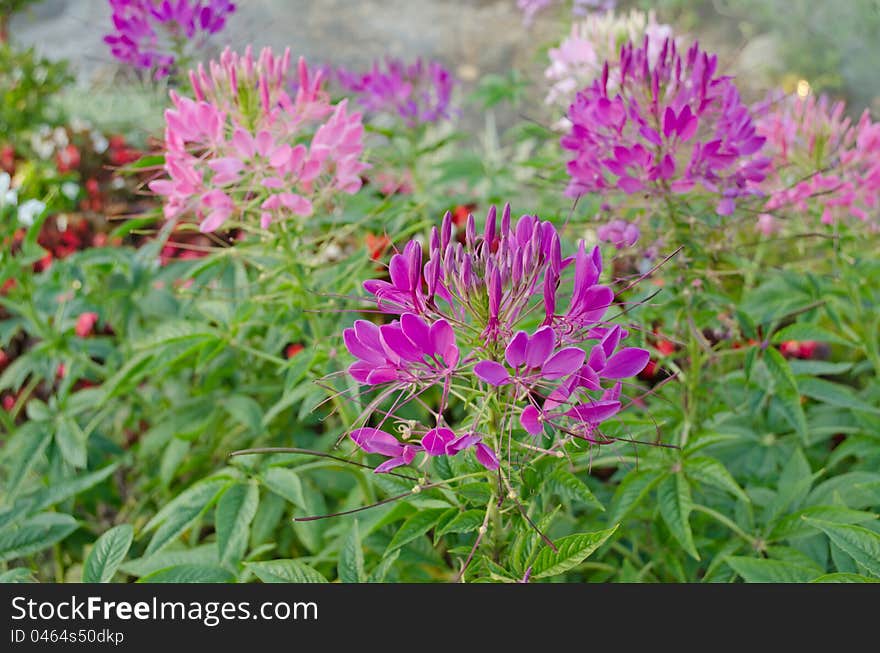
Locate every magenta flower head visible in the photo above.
<box><xmin>596</xmin><ymin>218</ymin><xmax>639</xmax><ymax>248</ymax></box>
<box><xmin>149</xmin><ymin>47</ymin><xmax>368</xmax><ymax>233</ymax></box>
<box><xmin>104</xmin><ymin>0</ymin><xmax>236</xmax><ymax>78</ymax></box>
<box><xmin>757</xmin><ymin>91</ymin><xmax>880</xmax><ymax>225</ymax></box>
<box><xmin>342</xmin><ymin>204</ymin><xmax>649</xmax><ymax>475</ymax></box>
<box><xmin>336</xmin><ymin>58</ymin><xmax>455</xmax><ymax>127</ymax></box>
<box><xmin>561</xmin><ymin>38</ymin><xmax>770</xmax><ymax>216</ymax></box>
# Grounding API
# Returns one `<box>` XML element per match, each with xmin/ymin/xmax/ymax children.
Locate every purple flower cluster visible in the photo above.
<box><xmin>337</xmin><ymin>58</ymin><xmax>454</xmax><ymax>127</ymax></box>
<box><xmin>104</xmin><ymin>0</ymin><xmax>235</xmax><ymax>78</ymax></box>
<box><xmin>343</xmin><ymin>204</ymin><xmax>649</xmax><ymax>474</ymax></box>
<box><xmin>561</xmin><ymin>38</ymin><xmax>770</xmax><ymax>215</ymax></box>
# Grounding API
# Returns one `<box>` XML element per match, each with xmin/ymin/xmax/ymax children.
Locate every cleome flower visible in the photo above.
<box><xmin>756</xmin><ymin>91</ymin><xmax>880</xmax><ymax>226</ymax></box>
<box><xmin>149</xmin><ymin>47</ymin><xmax>368</xmax><ymax>233</ymax></box>
<box><xmin>342</xmin><ymin>204</ymin><xmax>649</xmax><ymax>474</ymax></box>
<box><xmin>336</xmin><ymin>58</ymin><xmax>455</xmax><ymax>127</ymax></box>
<box><xmin>104</xmin><ymin>0</ymin><xmax>236</xmax><ymax>78</ymax></box>
<box><xmin>561</xmin><ymin>38</ymin><xmax>770</xmax><ymax>215</ymax></box>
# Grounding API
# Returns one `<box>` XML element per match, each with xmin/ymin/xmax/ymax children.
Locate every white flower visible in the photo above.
<box><xmin>53</xmin><ymin>127</ymin><xmax>69</xmax><ymax>147</ymax></box>
<box><xmin>61</xmin><ymin>182</ymin><xmax>80</xmax><ymax>200</ymax></box>
<box><xmin>91</xmin><ymin>132</ymin><xmax>109</xmax><ymax>154</ymax></box>
<box><xmin>17</xmin><ymin>199</ymin><xmax>46</xmax><ymax>227</ymax></box>
<box><xmin>0</xmin><ymin>172</ymin><xmax>18</xmax><ymax>207</ymax></box>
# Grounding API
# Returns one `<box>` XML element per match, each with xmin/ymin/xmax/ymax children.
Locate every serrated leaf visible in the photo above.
<box><xmin>726</xmin><ymin>556</ymin><xmax>817</xmax><ymax>583</ymax></box>
<box><xmin>216</xmin><ymin>482</ymin><xmax>259</xmax><ymax>566</ymax></box>
<box><xmin>144</xmin><ymin>479</ymin><xmax>230</xmax><ymax>555</ymax></box>
<box><xmin>685</xmin><ymin>456</ymin><xmax>749</xmax><ymax>503</ymax></box>
<box><xmin>436</xmin><ymin>510</ymin><xmax>485</xmax><ymax>537</ymax></box>
<box><xmin>246</xmin><ymin>559</ymin><xmax>327</xmax><ymax>583</ymax></box>
<box><xmin>608</xmin><ymin>468</ymin><xmax>664</xmax><ymax>524</ymax></box>
<box><xmin>83</xmin><ymin>525</ymin><xmax>134</xmax><ymax>583</ymax></box>
<box><xmin>223</xmin><ymin>395</ymin><xmax>264</xmax><ymax>433</ymax></box>
<box><xmin>658</xmin><ymin>473</ymin><xmax>699</xmax><ymax>560</ymax></box>
<box><xmin>763</xmin><ymin>348</ymin><xmax>808</xmax><ymax>439</ymax></box>
<box><xmin>338</xmin><ymin>519</ymin><xmax>366</xmax><ymax>583</ymax></box>
<box><xmin>386</xmin><ymin>508</ymin><xmax>450</xmax><ymax>553</ymax></box>
<box><xmin>0</xmin><ymin>513</ymin><xmax>78</xmax><ymax>563</ymax></box>
<box><xmin>531</xmin><ymin>526</ymin><xmax>618</xmax><ymax>579</ymax></box>
<box><xmin>547</xmin><ymin>468</ymin><xmax>603</xmax><ymax>510</ymax></box>
<box><xmin>806</xmin><ymin>519</ymin><xmax>880</xmax><ymax>578</ymax></box>
<box><xmin>797</xmin><ymin>377</ymin><xmax>880</xmax><ymax>414</ymax></box>
<box><xmin>138</xmin><ymin>564</ymin><xmax>235</xmax><ymax>583</ymax></box>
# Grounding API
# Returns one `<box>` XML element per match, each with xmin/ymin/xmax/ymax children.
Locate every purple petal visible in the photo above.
<box><xmin>520</xmin><ymin>406</ymin><xmax>544</xmax><ymax>435</ymax></box>
<box><xmin>446</xmin><ymin>433</ymin><xmax>481</xmax><ymax>455</ymax></box>
<box><xmin>422</xmin><ymin>428</ymin><xmax>455</xmax><ymax>456</ymax></box>
<box><xmin>343</xmin><ymin>328</ymin><xmax>384</xmax><ymax>363</ymax></box>
<box><xmin>566</xmin><ymin>400</ymin><xmax>621</xmax><ymax>424</ymax></box>
<box><xmin>474</xmin><ymin>443</ymin><xmax>500</xmax><ymax>470</ymax></box>
<box><xmin>400</xmin><ymin>313</ymin><xmax>431</xmax><ymax>353</ymax></box>
<box><xmin>429</xmin><ymin>319</ymin><xmax>456</xmax><ymax>360</ymax></box>
<box><xmin>474</xmin><ymin>361</ymin><xmax>511</xmax><ymax>386</ymax></box>
<box><xmin>542</xmin><ymin>347</ymin><xmax>587</xmax><ymax>380</ymax></box>
<box><xmin>350</xmin><ymin>428</ymin><xmax>403</xmax><ymax>457</ymax></box>
<box><xmin>602</xmin><ymin>348</ymin><xmax>650</xmax><ymax>378</ymax></box>
<box><xmin>374</xmin><ymin>456</ymin><xmax>408</xmax><ymax>473</ymax></box>
<box><xmin>505</xmin><ymin>331</ymin><xmax>529</xmax><ymax>368</ymax></box>
<box><xmin>525</xmin><ymin>326</ymin><xmax>555</xmax><ymax>368</ymax></box>
<box><xmin>380</xmin><ymin>324</ymin><xmax>423</xmax><ymax>362</ymax></box>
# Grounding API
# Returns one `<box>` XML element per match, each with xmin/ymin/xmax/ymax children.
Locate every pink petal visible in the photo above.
<box><xmin>602</xmin><ymin>348</ymin><xmax>650</xmax><ymax>378</ymax></box>
<box><xmin>474</xmin><ymin>443</ymin><xmax>500</xmax><ymax>470</ymax></box>
<box><xmin>474</xmin><ymin>361</ymin><xmax>510</xmax><ymax>386</ymax></box>
<box><xmin>542</xmin><ymin>347</ymin><xmax>586</xmax><ymax>380</ymax></box>
<box><xmin>505</xmin><ymin>331</ymin><xmax>529</xmax><ymax>368</ymax></box>
<box><xmin>422</xmin><ymin>428</ymin><xmax>455</xmax><ymax>456</ymax></box>
<box><xmin>520</xmin><ymin>406</ymin><xmax>544</xmax><ymax>435</ymax></box>
<box><xmin>525</xmin><ymin>326</ymin><xmax>555</xmax><ymax>368</ymax></box>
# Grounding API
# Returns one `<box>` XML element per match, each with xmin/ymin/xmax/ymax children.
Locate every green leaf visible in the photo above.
<box><xmin>797</xmin><ymin>377</ymin><xmax>880</xmax><ymax>413</ymax></box>
<box><xmin>763</xmin><ymin>347</ymin><xmax>808</xmax><ymax>439</ymax></box>
<box><xmin>28</xmin><ymin>463</ymin><xmax>119</xmax><ymax>513</ymax></box>
<box><xmin>223</xmin><ymin>395</ymin><xmax>264</xmax><ymax>434</ymax></box>
<box><xmin>138</xmin><ymin>564</ymin><xmax>235</xmax><ymax>583</ymax></box>
<box><xmin>386</xmin><ymin>508</ymin><xmax>450</xmax><ymax>553</ymax></box>
<box><xmin>0</xmin><ymin>513</ymin><xmax>78</xmax><ymax>563</ymax></box>
<box><xmin>143</xmin><ymin>479</ymin><xmax>230</xmax><ymax>555</ymax></box>
<box><xmin>55</xmin><ymin>416</ymin><xmax>87</xmax><ymax>469</ymax></box>
<box><xmin>119</xmin><ymin>544</ymin><xmax>218</xmax><ymax>577</ymax></box>
<box><xmin>338</xmin><ymin>519</ymin><xmax>366</xmax><ymax>583</ymax></box>
<box><xmin>368</xmin><ymin>549</ymin><xmax>399</xmax><ymax>583</ymax></box>
<box><xmin>531</xmin><ymin>526</ymin><xmax>618</xmax><ymax>579</ymax></box>
<box><xmin>788</xmin><ymin>360</ymin><xmax>853</xmax><ymax>376</ymax></box>
<box><xmin>436</xmin><ymin>510</ymin><xmax>485</xmax><ymax>537</ymax></box>
<box><xmin>216</xmin><ymin>482</ymin><xmax>259</xmax><ymax>566</ymax></box>
<box><xmin>806</xmin><ymin>519</ymin><xmax>880</xmax><ymax>578</ymax></box>
<box><xmin>608</xmin><ymin>468</ymin><xmax>664</xmax><ymax>524</ymax></box>
<box><xmin>772</xmin><ymin>323</ymin><xmax>854</xmax><ymax>347</ymax></box>
<box><xmin>770</xmin><ymin>506</ymin><xmax>877</xmax><ymax>541</ymax></box>
<box><xmin>261</xmin><ymin>467</ymin><xmax>305</xmax><ymax>507</ymax></box>
<box><xmin>658</xmin><ymin>473</ymin><xmax>699</xmax><ymax>560</ymax></box>
<box><xmin>5</xmin><ymin>423</ymin><xmax>51</xmax><ymax>497</ymax></box>
<box><xmin>547</xmin><ymin>468</ymin><xmax>603</xmax><ymax>511</ymax></box>
<box><xmin>811</xmin><ymin>573</ymin><xmax>880</xmax><ymax>583</ymax></box>
<box><xmin>0</xmin><ymin>568</ymin><xmax>36</xmax><ymax>583</ymax></box>
<box><xmin>684</xmin><ymin>456</ymin><xmax>749</xmax><ymax>503</ymax></box>
<box><xmin>83</xmin><ymin>525</ymin><xmax>134</xmax><ymax>583</ymax></box>
<box><xmin>726</xmin><ymin>556</ymin><xmax>817</xmax><ymax>583</ymax></box>
<box><xmin>246</xmin><ymin>559</ymin><xmax>327</xmax><ymax>583</ymax></box>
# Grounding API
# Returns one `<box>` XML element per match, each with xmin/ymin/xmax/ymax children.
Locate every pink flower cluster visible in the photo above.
<box><xmin>150</xmin><ymin>47</ymin><xmax>368</xmax><ymax>233</ymax></box>
<box><xmin>561</xmin><ymin>38</ymin><xmax>769</xmax><ymax>215</ymax></box>
<box><xmin>756</xmin><ymin>92</ymin><xmax>880</xmax><ymax>230</ymax></box>
<box><xmin>104</xmin><ymin>0</ymin><xmax>236</xmax><ymax>78</ymax></box>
